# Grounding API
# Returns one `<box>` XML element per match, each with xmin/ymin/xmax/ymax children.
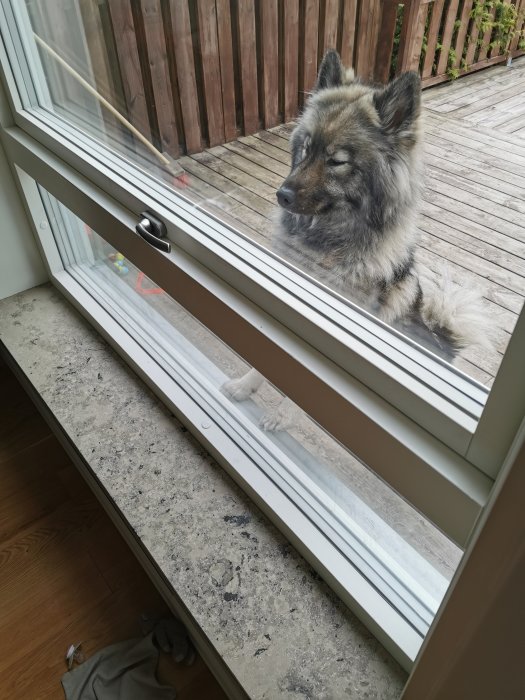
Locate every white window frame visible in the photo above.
<box><xmin>1</xmin><ymin>1</ymin><xmax>524</xmax><ymax>671</ymax></box>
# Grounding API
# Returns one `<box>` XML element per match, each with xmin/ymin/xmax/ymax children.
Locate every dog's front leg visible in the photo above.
<box><xmin>222</xmin><ymin>368</ymin><xmax>264</xmax><ymax>401</ymax></box>
<box><xmin>377</xmin><ymin>272</ymin><xmax>421</xmax><ymax>325</ymax></box>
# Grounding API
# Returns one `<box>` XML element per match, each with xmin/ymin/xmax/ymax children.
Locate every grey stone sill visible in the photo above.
<box><xmin>0</xmin><ymin>284</ymin><xmax>406</xmax><ymax>699</ymax></box>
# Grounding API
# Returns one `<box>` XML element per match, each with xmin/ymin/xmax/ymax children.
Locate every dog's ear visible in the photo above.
<box><xmin>373</xmin><ymin>72</ymin><xmax>421</xmax><ymax>140</ymax></box>
<box><xmin>315</xmin><ymin>50</ymin><xmax>344</xmax><ymax>90</ymax></box>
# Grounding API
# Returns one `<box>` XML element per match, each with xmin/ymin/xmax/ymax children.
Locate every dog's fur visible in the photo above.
<box><xmin>224</xmin><ymin>51</ymin><xmax>487</xmax><ymax>426</ymax></box>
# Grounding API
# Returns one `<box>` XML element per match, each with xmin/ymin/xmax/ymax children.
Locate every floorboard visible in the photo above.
<box><xmin>0</xmin><ymin>359</ymin><xmax>227</xmax><ymax>700</ymax></box>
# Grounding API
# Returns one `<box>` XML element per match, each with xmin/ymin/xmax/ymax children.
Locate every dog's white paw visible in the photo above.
<box><xmin>222</xmin><ymin>369</ymin><xmax>264</xmax><ymax>402</ymax></box>
<box><xmin>259</xmin><ymin>398</ymin><xmax>294</xmax><ymax>432</ymax></box>
<box><xmin>222</xmin><ymin>376</ymin><xmax>255</xmax><ymax>401</ymax></box>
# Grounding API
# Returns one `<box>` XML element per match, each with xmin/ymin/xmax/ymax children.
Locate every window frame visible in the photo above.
<box><xmin>3</xmin><ymin>119</ymin><xmax>493</xmax><ymax>545</ymax></box>
<box><xmin>7</xmin><ymin>108</ymin><xmax>490</xmax><ymax>442</ymax></box>
<box><xmin>2</xmin><ymin>1</ymin><xmax>525</xmax><ymax>672</ymax></box>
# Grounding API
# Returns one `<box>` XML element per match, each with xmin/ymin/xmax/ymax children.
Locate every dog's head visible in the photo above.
<box><xmin>276</xmin><ymin>50</ymin><xmax>421</xmax><ymax>223</ymax></box>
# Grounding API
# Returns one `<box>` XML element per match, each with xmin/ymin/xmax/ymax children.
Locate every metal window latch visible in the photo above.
<box><xmin>136</xmin><ymin>211</ymin><xmax>171</xmax><ymax>253</ymax></box>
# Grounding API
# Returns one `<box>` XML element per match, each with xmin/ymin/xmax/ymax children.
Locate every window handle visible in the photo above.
<box><xmin>136</xmin><ymin>212</ymin><xmax>171</xmax><ymax>253</ymax></box>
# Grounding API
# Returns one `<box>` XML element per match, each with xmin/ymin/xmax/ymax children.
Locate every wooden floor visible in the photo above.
<box><xmin>172</xmin><ymin>57</ymin><xmax>525</xmax><ymax>387</ymax></box>
<box><xmin>0</xmin><ymin>357</ymin><xmax>227</xmax><ymax>700</ymax></box>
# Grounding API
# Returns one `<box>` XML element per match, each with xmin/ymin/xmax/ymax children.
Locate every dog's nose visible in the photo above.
<box><xmin>276</xmin><ymin>186</ymin><xmax>296</xmax><ymax>209</ymax></box>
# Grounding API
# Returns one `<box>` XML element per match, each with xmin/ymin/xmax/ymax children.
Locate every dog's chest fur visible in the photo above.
<box><xmin>274</xmin><ymin>209</ymin><xmax>418</xmax><ymax>309</ymax></box>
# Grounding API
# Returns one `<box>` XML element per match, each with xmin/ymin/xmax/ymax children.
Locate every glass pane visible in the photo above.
<box><xmin>38</xmin><ymin>181</ymin><xmax>462</xmax><ymax>640</ymax></box>
<box><xmin>6</xmin><ymin>2</ymin><xmax>525</xmax><ymax>399</ymax></box>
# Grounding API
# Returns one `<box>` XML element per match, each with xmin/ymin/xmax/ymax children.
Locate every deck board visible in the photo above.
<box><xmin>422</xmin><ymin>57</ymin><xmax>525</xmax><ymax>108</ymax></box>
<box><xmin>499</xmin><ymin>112</ymin><xmax>525</xmax><ymax>134</ymax></box>
<box><xmin>236</xmin><ymin>135</ymin><xmax>291</xmax><ymax>165</ymax></box>
<box><xmin>222</xmin><ymin>140</ymin><xmax>290</xmax><ymax>177</ymax></box>
<box><xmin>424</xmin><ymin>142</ymin><xmax>525</xmax><ymax>196</ymax></box>
<box><xmin>172</xmin><ymin>60</ymin><xmax>525</xmax><ymax>386</ymax></box>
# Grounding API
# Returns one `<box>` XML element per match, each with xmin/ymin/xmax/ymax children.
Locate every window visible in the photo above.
<box><xmin>1</xmin><ymin>0</ymin><xmax>524</xmax><ymax>671</ymax></box>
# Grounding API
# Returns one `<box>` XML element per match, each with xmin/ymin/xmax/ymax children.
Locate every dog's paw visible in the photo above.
<box><xmin>222</xmin><ymin>376</ymin><xmax>255</xmax><ymax>402</ymax></box>
<box><xmin>260</xmin><ymin>409</ymin><xmax>291</xmax><ymax>432</ymax></box>
<box><xmin>222</xmin><ymin>369</ymin><xmax>264</xmax><ymax>402</ymax></box>
<box><xmin>259</xmin><ymin>398</ymin><xmax>294</xmax><ymax>432</ymax></box>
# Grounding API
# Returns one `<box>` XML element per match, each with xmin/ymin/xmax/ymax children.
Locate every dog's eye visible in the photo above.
<box><xmin>327</xmin><ymin>150</ymin><xmax>350</xmax><ymax>166</ymax></box>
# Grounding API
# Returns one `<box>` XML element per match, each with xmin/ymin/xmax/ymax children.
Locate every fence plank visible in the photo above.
<box><xmin>452</xmin><ymin>0</ymin><xmax>474</xmax><ymax>69</ymax></box>
<box><xmin>489</xmin><ymin>0</ymin><xmax>511</xmax><ymax>58</ymax></box>
<box><xmin>283</xmin><ymin>0</ymin><xmax>300</xmax><ymax>121</ymax></box>
<box><xmin>369</xmin><ymin>0</ymin><xmax>383</xmax><ymax>77</ymax></box>
<box><xmin>140</xmin><ymin>0</ymin><xmax>181</xmax><ymax>157</ymax></box>
<box><xmin>215</xmin><ymin>0</ymin><xmax>237</xmax><ymax>142</ymax></box>
<box><xmin>374</xmin><ymin>0</ymin><xmax>399</xmax><ymax>83</ymax></box>
<box><xmin>79</xmin><ymin>0</ymin><xmax>118</xmax><ymax>101</ymax></box>
<box><xmin>78</xmin><ymin>0</ymin><xmax>122</xmax><ymax>139</ymax></box>
<box><xmin>355</xmin><ymin>0</ymin><xmax>381</xmax><ymax>79</ymax></box>
<box><xmin>394</xmin><ymin>0</ymin><xmax>409</xmax><ymax>75</ymax></box>
<box><xmin>236</xmin><ymin>0</ymin><xmax>259</xmax><ymax>134</ymax></box>
<box><xmin>509</xmin><ymin>0</ymin><xmax>525</xmax><ymax>52</ymax></box>
<box><xmin>261</xmin><ymin>0</ymin><xmax>279</xmax><ymax>127</ymax></box>
<box><xmin>354</xmin><ymin>0</ymin><xmax>370</xmax><ymax>77</ymax></box>
<box><xmin>322</xmin><ymin>0</ymin><xmax>340</xmax><ymax>52</ymax></box>
<box><xmin>340</xmin><ymin>0</ymin><xmax>357</xmax><ymax>67</ymax></box>
<box><xmin>398</xmin><ymin>0</ymin><xmax>435</xmax><ymax>74</ymax></box>
<box><xmin>95</xmin><ymin>0</ymin><xmax>129</xmax><ymax>119</ymax></box>
<box><xmin>422</xmin><ymin>0</ymin><xmax>446</xmax><ymax>77</ymax></box>
<box><xmin>168</xmin><ymin>0</ymin><xmax>202</xmax><ymax>153</ymax></box>
<box><xmin>477</xmin><ymin>4</ymin><xmax>496</xmax><ymax>61</ymax></box>
<box><xmin>197</xmin><ymin>0</ymin><xmax>225</xmax><ymax>146</ymax></box>
<box><xmin>107</xmin><ymin>0</ymin><xmax>152</xmax><ymax>141</ymax></box>
<box><xmin>405</xmin><ymin>0</ymin><xmax>429</xmax><ymax>71</ymax></box>
<box><xmin>67</xmin><ymin>0</ymin><xmax>102</xmax><ymax>109</ymax></box>
<box><xmin>465</xmin><ymin>2</ymin><xmax>483</xmax><ymax>65</ymax></box>
<box><xmin>302</xmin><ymin>0</ymin><xmax>320</xmax><ymax>93</ymax></box>
<box><xmin>31</xmin><ymin>0</ymin><xmax>97</xmax><ymax>110</ymax></box>
<box><xmin>436</xmin><ymin>0</ymin><xmax>460</xmax><ymax>75</ymax></box>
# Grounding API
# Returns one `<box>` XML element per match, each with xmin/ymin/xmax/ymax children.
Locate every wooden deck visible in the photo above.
<box><xmin>171</xmin><ymin>58</ymin><xmax>525</xmax><ymax>387</ymax></box>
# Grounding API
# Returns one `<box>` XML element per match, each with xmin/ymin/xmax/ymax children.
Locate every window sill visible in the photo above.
<box><xmin>0</xmin><ymin>284</ymin><xmax>407</xmax><ymax>699</ymax></box>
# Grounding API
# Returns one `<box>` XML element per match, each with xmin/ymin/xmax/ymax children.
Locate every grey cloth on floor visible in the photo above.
<box><xmin>61</xmin><ymin>633</ymin><xmax>176</xmax><ymax>700</ymax></box>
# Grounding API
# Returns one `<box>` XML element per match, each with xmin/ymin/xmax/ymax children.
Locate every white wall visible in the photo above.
<box><xmin>0</xmin><ymin>129</ymin><xmax>48</xmax><ymax>301</ymax></box>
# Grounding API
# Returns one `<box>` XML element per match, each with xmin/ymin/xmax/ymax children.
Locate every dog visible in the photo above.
<box><xmin>224</xmin><ymin>50</ymin><xmax>487</xmax><ymax>429</ymax></box>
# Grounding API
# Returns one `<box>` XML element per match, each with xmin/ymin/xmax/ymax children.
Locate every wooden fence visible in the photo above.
<box><xmin>28</xmin><ymin>0</ymin><xmax>525</xmax><ymax>158</ymax></box>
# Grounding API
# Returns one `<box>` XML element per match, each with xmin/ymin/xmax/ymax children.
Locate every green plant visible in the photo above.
<box><xmin>445</xmin><ymin>12</ymin><xmax>464</xmax><ymax>79</ymax></box>
<box><xmin>446</xmin><ymin>47</ymin><xmax>459</xmax><ymax>79</ymax></box>
<box><xmin>470</xmin><ymin>0</ymin><xmax>524</xmax><ymax>59</ymax></box>
<box><xmin>389</xmin><ymin>3</ymin><xmax>405</xmax><ymax>79</ymax></box>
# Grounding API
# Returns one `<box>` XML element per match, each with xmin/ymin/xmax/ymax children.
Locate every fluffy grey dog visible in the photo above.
<box><xmin>224</xmin><ymin>50</ymin><xmax>486</xmax><ymax>429</ymax></box>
